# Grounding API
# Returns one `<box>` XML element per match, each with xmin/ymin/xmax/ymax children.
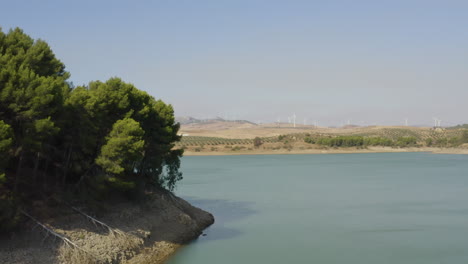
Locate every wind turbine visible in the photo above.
<box><xmin>405</xmin><ymin>118</ymin><xmax>408</xmax><ymax>127</ymax></box>
<box><xmin>434</xmin><ymin>117</ymin><xmax>441</xmax><ymax>127</ymax></box>
<box><xmin>293</xmin><ymin>113</ymin><xmax>296</xmax><ymax>128</ymax></box>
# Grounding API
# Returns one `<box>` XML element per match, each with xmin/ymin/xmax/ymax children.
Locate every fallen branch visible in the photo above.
<box><xmin>68</xmin><ymin>205</ymin><xmax>125</xmax><ymax>236</ymax></box>
<box><xmin>19</xmin><ymin>209</ymin><xmax>103</xmax><ymax>262</ymax></box>
<box><xmin>50</xmin><ymin>196</ymin><xmax>126</xmax><ymax>237</ymax></box>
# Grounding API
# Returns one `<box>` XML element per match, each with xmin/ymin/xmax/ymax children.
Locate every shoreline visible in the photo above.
<box><xmin>183</xmin><ymin>147</ymin><xmax>468</xmax><ymax>156</ymax></box>
<box><xmin>0</xmin><ymin>192</ymin><xmax>214</xmax><ymax>264</ymax></box>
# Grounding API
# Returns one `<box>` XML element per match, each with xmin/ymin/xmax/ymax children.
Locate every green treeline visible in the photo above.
<box><xmin>305</xmin><ymin>133</ymin><xmax>468</xmax><ymax>148</ymax></box>
<box><xmin>0</xmin><ymin>28</ymin><xmax>182</xmax><ymax>230</ymax></box>
<box><xmin>305</xmin><ymin>136</ymin><xmax>418</xmax><ymax>148</ymax></box>
<box><xmin>425</xmin><ymin>132</ymin><xmax>468</xmax><ymax>147</ymax></box>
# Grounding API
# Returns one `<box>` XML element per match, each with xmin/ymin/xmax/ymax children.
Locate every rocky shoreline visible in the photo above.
<box><xmin>0</xmin><ymin>191</ymin><xmax>214</xmax><ymax>264</ymax></box>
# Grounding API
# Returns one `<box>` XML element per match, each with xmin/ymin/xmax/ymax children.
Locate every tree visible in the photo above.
<box><xmin>461</xmin><ymin>130</ymin><xmax>468</xmax><ymax>144</ymax></box>
<box><xmin>253</xmin><ymin>137</ymin><xmax>262</xmax><ymax>148</ymax></box>
<box><xmin>64</xmin><ymin>78</ymin><xmax>183</xmax><ymax>192</ymax></box>
<box><xmin>0</xmin><ymin>120</ymin><xmax>17</xmax><ymax>232</ymax></box>
<box><xmin>396</xmin><ymin>136</ymin><xmax>417</xmax><ymax>147</ymax></box>
<box><xmin>425</xmin><ymin>138</ymin><xmax>433</xmax><ymax>147</ymax></box>
<box><xmin>96</xmin><ymin>118</ymin><xmax>145</xmax><ymax>175</ymax></box>
<box><xmin>0</xmin><ymin>27</ymin><xmax>184</xmax><ymax>224</ymax></box>
<box><xmin>0</xmin><ymin>120</ymin><xmax>13</xmax><ymax>182</ymax></box>
<box><xmin>0</xmin><ymin>27</ymin><xmax>69</xmax><ymax>191</ymax></box>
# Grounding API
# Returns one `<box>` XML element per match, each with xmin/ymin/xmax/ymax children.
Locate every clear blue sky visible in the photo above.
<box><xmin>2</xmin><ymin>0</ymin><xmax>468</xmax><ymax>126</ymax></box>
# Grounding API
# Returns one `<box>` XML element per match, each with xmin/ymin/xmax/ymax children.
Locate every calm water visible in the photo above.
<box><xmin>167</xmin><ymin>153</ymin><xmax>468</xmax><ymax>264</ymax></box>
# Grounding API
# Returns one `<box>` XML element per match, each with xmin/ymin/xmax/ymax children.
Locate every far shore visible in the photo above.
<box><xmin>183</xmin><ymin>147</ymin><xmax>468</xmax><ymax>156</ymax></box>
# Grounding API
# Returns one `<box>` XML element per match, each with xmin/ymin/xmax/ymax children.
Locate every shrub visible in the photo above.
<box><xmin>396</xmin><ymin>137</ymin><xmax>418</xmax><ymax>147</ymax></box>
<box><xmin>253</xmin><ymin>137</ymin><xmax>263</xmax><ymax>148</ymax></box>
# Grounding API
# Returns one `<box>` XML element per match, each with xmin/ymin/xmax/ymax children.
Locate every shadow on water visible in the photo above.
<box><xmin>181</xmin><ymin>196</ymin><xmax>257</xmax><ymax>243</ymax></box>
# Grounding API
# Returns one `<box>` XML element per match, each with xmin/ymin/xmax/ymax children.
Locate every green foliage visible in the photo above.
<box><xmin>363</xmin><ymin>137</ymin><xmax>394</xmax><ymax>146</ymax></box>
<box><xmin>428</xmin><ymin>136</ymin><xmax>464</xmax><ymax>148</ymax></box>
<box><xmin>0</xmin><ymin>120</ymin><xmax>13</xmax><ymax>152</ymax></box>
<box><xmin>0</xmin><ymin>101</ymin><xmax>13</xmax><ymax>187</ymax></box>
<box><xmin>96</xmin><ymin>118</ymin><xmax>144</xmax><ymax>175</ymax></box>
<box><xmin>0</xmin><ymin>27</ymin><xmax>68</xmax><ymax>200</ymax></box>
<box><xmin>314</xmin><ymin>136</ymin><xmax>365</xmax><ymax>147</ymax></box>
<box><xmin>306</xmin><ymin>135</ymin><xmax>394</xmax><ymax>147</ymax></box>
<box><xmin>0</xmin><ymin>28</ymin><xmax>68</xmax><ymax>146</ymax></box>
<box><xmin>58</xmin><ymin>73</ymin><xmax>182</xmax><ymax>192</ymax></box>
<box><xmin>448</xmin><ymin>137</ymin><xmax>461</xmax><ymax>147</ymax></box>
<box><xmin>435</xmin><ymin>137</ymin><xmax>449</xmax><ymax>147</ymax></box>
<box><xmin>253</xmin><ymin>137</ymin><xmax>262</xmax><ymax>148</ymax></box>
<box><xmin>447</xmin><ymin>124</ymin><xmax>468</xmax><ymax>130</ymax></box>
<box><xmin>0</xmin><ymin>193</ymin><xmax>19</xmax><ymax>233</ymax></box>
<box><xmin>0</xmin><ymin>27</ymin><xmax>184</xmax><ymax>230</ymax></box>
<box><xmin>396</xmin><ymin>137</ymin><xmax>418</xmax><ymax>147</ymax></box>
<box><xmin>425</xmin><ymin>138</ymin><xmax>433</xmax><ymax>146</ymax></box>
<box><xmin>460</xmin><ymin>130</ymin><xmax>468</xmax><ymax>144</ymax></box>
<box><xmin>178</xmin><ymin>136</ymin><xmax>267</xmax><ymax>146</ymax></box>
<box><xmin>232</xmin><ymin>146</ymin><xmax>246</xmax><ymax>151</ymax></box>
<box><xmin>305</xmin><ymin>135</ymin><xmax>422</xmax><ymax>148</ymax></box>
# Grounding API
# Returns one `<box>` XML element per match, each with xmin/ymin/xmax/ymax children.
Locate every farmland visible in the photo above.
<box><xmin>177</xmin><ymin>122</ymin><xmax>468</xmax><ymax>154</ymax></box>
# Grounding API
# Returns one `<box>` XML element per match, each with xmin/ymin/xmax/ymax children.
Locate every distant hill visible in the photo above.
<box><xmin>447</xmin><ymin>124</ymin><xmax>468</xmax><ymax>130</ymax></box>
<box><xmin>175</xmin><ymin>116</ymin><xmax>202</xmax><ymax>125</ymax></box>
<box><xmin>176</xmin><ymin>116</ymin><xmax>257</xmax><ymax>125</ymax></box>
<box><xmin>342</xmin><ymin>124</ymin><xmax>361</xmax><ymax>129</ymax></box>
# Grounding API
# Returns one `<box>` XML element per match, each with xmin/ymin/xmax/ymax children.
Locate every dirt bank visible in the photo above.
<box><xmin>0</xmin><ymin>191</ymin><xmax>214</xmax><ymax>264</ymax></box>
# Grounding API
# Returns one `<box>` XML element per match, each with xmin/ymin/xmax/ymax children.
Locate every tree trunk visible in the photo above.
<box><xmin>33</xmin><ymin>152</ymin><xmax>40</xmax><ymax>183</ymax></box>
<box><xmin>44</xmin><ymin>157</ymin><xmax>50</xmax><ymax>177</ymax></box>
<box><xmin>135</xmin><ymin>176</ymin><xmax>146</xmax><ymax>201</ymax></box>
<box><xmin>62</xmin><ymin>145</ymin><xmax>72</xmax><ymax>185</ymax></box>
<box><xmin>14</xmin><ymin>151</ymin><xmax>24</xmax><ymax>193</ymax></box>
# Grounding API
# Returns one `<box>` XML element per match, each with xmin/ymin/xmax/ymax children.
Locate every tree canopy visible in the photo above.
<box><xmin>0</xmin><ymin>27</ymin><xmax>183</xmax><ymax>230</ymax></box>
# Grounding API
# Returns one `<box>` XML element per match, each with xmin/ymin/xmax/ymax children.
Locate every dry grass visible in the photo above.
<box><xmin>56</xmin><ymin>232</ymin><xmax>143</xmax><ymax>264</ymax></box>
<box><xmin>58</xmin><ymin>245</ymin><xmax>98</xmax><ymax>264</ymax></box>
<box><xmin>180</xmin><ymin>121</ymin><xmax>462</xmax><ymax>140</ymax></box>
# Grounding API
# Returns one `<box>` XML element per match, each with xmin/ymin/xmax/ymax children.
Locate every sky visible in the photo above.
<box><xmin>2</xmin><ymin>0</ymin><xmax>468</xmax><ymax>126</ymax></box>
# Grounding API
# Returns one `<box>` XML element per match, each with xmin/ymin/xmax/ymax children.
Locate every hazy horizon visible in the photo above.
<box><xmin>3</xmin><ymin>0</ymin><xmax>468</xmax><ymax>127</ymax></box>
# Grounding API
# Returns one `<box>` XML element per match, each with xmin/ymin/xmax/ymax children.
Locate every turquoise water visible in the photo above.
<box><xmin>167</xmin><ymin>153</ymin><xmax>468</xmax><ymax>264</ymax></box>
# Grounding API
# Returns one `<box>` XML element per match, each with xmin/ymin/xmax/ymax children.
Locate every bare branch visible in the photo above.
<box><xmin>68</xmin><ymin>206</ymin><xmax>125</xmax><ymax>236</ymax></box>
<box><xmin>19</xmin><ymin>209</ymin><xmax>103</xmax><ymax>262</ymax></box>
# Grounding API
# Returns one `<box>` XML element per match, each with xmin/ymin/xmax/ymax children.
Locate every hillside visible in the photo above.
<box><xmin>177</xmin><ymin>120</ymin><xmax>468</xmax><ymax>155</ymax></box>
<box><xmin>180</xmin><ymin>121</ymin><xmax>462</xmax><ymax>140</ymax></box>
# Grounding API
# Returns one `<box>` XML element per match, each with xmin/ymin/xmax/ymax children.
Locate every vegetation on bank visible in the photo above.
<box><xmin>176</xmin><ymin>129</ymin><xmax>468</xmax><ymax>153</ymax></box>
<box><xmin>176</xmin><ymin>136</ymin><xmax>278</xmax><ymax>147</ymax></box>
<box><xmin>304</xmin><ymin>136</ymin><xmax>418</xmax><ymax>148</ymax></box>
<box><xmin>305</xmin><ymin>132</ymin><xmax>468</xmax><ymax>148</ymax></box>
<box><xmin>0</xmin><ymin>28</ymin><xmax>182</xmax><ymax>231</ymax></box>
<box><xmin>447</xmin><ymin>124</ymin><xmax>468</xmax><ymax>130</ymax></box>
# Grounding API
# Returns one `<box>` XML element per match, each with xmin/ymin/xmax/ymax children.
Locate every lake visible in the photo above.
<box><xmin>167</xmin><ymin>153</ymin><xmax>468</xmax><ymax>264</ymax></box>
